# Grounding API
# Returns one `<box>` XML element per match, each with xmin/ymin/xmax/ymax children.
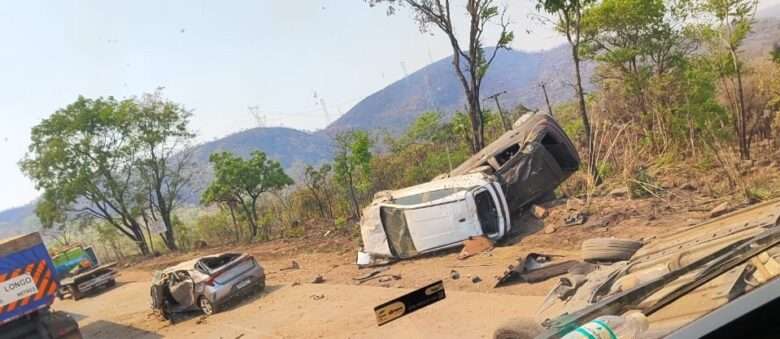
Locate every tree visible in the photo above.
<box><xmin>581</xmin><ymin>0</ymin><xmax>693</xmax><ymax>149</ymax></box>
<box><xmin>368</xmin><ymin>0</ymin><xmax>514</xmax><ymax>153</ymax></box>
<box><xmin>334</xmin><ymin>131</ymin><xmax>373</xmax><ymax>218</ymax></box>
<box><xmin>21</xmin><ymin>96</ymin><xmax>152</xmax><ymax>255</ymax></box>
<box><xmin>303</xmin><ymin>164</ymin><xmax>334</xmax><ymax>219</ymax></box>
<box><xmin>202</xmin><ymin>151</ymin><xmax>293</xmax><ymax>240</ymax></box>
<box><xmin>133</xmin><ymin>90</ymin><xmax>195</xmax><ymax>251</ymax></box>
<box><xmin>697</xmin><ymin>0</ymin><xmax>758</xmax><ymax>159</ymax></box>
<box><xmin>535</xmin><ymin>0</ymin><xmax>595</xmax><ymax>174</ymax></box>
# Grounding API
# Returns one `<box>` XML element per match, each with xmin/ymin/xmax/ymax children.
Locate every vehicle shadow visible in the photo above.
<box><xmin>78</xmin><ymin>320</ymin><xmax>162</xmax><ymax>339</ymax></box>
<box><xmin>499</xmin><ymin>211</ymin><xmax>545</xmax><ymax>247</ymax></box>
<box><xmin>73</xmin><ymin>281</ymin><xmax>130</xmax><ymax>300</ymax></box>
<box><xmin>166</xmin><ymin>283</ymin><xmax>283</xmax><ymax>323</ymax></box>
<box><xmin>222</xmin><ymin>283</ymin><xmax>283</xmax><ymax>310</ymax></box>
<box><xmin>63</xmin><ymin>311</ymin><xmax>87</xmax><ymax>322</ymax></box>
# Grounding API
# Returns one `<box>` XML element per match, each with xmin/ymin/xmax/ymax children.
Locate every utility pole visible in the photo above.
<box><xmin>539</xmin><ymin>82</ymin><xmax>554</xmax><ymax>117</ymax></box>
<box><xmin>484</xmin><ymin>91</ymin><xmax>509</xmax><ymax>132</ymax></box>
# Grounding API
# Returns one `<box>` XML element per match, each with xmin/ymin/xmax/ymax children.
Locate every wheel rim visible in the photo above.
<box><xmin>200</xmin><ymin>298</ymin><xmax>213</xmax><ymax>314</ymax></box>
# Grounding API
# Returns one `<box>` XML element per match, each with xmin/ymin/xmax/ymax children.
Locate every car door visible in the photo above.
<box><xmin>402</xmin><ymin>197</ymin><xmax>481</xmax><ymax>253</ymax></box>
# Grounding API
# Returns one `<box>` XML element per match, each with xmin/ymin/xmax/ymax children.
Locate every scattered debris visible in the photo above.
<box><xmin>353</xmin><ymin>267</ymin><xmax>390</xmax><ymax>283</ymax></box>
<box><xmin>609</xmin><ymin>187</ymin><xmax>628</xmax><ymax>197</ymax></box>
<box><xmin>235</xmin><ymin>334</ymin><xmax>245</xmax><ymax>339</ymax></box>
<box><xmin>566</xmin><ymin>198</ymin><xmax>585</xmax><ymax>210</ymax></box>
<box><xmin>457</xmin><ymin>235</ymin><xmax>494</xmax><ymax>260</ymax></box>
<box><xmin>543</xmin><ymin>224</ymin><xmax>557</xmax><ymax>234</ymax></box>
<box><xmin>471</xmin><ymin>276</ymin><xmax>482</xmax><ymax>283</ymax></box>
<box><xmin>311</xmin><ymin>275</ymin><xmax>325</xmax><ymax>284</ymax></box>
<box><xmin>291</xmin><ymin>281</ymin><xmax>301</xmax><ymax>287</ymax></box>
<box><xmin>564</xmin><ymin>211</ymin><xmax>588</xmax><ymax>226</ymax></box>
<box><xmin>280</xmin><ymin>260</ymin><xmax>300</xmax><ymax>271</ymax></box>
<box><xmin>495</xmin><ymin>253</ymin><xmax>579</xmax><ymax>288</ymax></box>
<box><xmin>590</xmin><ymin>212</ymin><xmax>625</xmax><ymax>228</ymax></box>
<box><xmin>323</xmin><ymin>230</ymin><xmax>332</xmax><ymax>237</ymax></box>
<box><xmin>680</xmin><ymin>182</ymin><xmax>697</xmax><ymax>191</ymax></box>
<box><xmin>380</xmin><ymin>283</ymin><xmax>391</xmax><ymax>288</ymax></box>
<box><xmin>709</xmin><ymin>202</ymin><xmax>732</xmax><ymax>218</ymax></box>
<box><xmin>376</xmin><ymin>274</ymin><xmax>402</xmax><ymax>283</ymax></box>
<box><xmin>356</xmin><ymin>250</ymin><xmax>395</xmax><ymax>268</ymax></box>
<box><xmin>450</xmin><ymin>270</ymin><xmax>461</xmax><ymax>280</ymax></box>
<box><xmin>196</xmin><ymin>315</ymin><xmax>208</xmax><ymax>325</ymax></box>
<box><xmin>531</xmin><ymin>204</ymin><xmax>549</xmax><ymax>219</ymax></box>
<box><xmin>310</xmin><ymin>294</ymin><xmax>325</xmax><ymax>301</ymax></box>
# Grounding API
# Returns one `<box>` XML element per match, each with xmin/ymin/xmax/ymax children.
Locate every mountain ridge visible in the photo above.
<box><xmin>3</xmin><ymin>16</ymin><xmax>780</xmax><ymax>234</ymax></box>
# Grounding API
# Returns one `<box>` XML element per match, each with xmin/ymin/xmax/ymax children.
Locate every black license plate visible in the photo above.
<box><xmin>374</xmin><ymin>280</ymin><xmax>446</xmax><ymax>326</ymax></box>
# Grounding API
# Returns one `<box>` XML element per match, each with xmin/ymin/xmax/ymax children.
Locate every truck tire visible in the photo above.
<box><xmin>69</xmin><ymin>286</ymin><xmax>82</xmax><ymax>301</ymax></box>
<box><xmin>582</xmin><ymin>238</ymin><xmax>642</xmax><ymax>263</ymax></box>
<box><xmin>494</xmin><ymin>318</ymin><xmax>543</xmax><ymax>339</ymax></box>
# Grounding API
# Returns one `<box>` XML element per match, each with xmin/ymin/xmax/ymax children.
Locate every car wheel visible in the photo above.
<box><xmin>254</xmin><ymin>280</ymin><xmax>266</xmax><ymax>294</ymax></box>
<box><xmin>581</xmin><ymin>238</ymin><xmax>642</xmax><ymax>263</ymax></box>
<box><xmin>198</xmin><ymin>296</ymin><xmax>219</xmax><ymax>315</ymax></box>
<box><xmin>493</xmin><ymin>318</ymin><xmax>543</xmax><ymax>339</ymax></box>
<box><xmin>106</xmin><ymin>279</ymin><xmax>116</xmax><ymax>288</ymax></box>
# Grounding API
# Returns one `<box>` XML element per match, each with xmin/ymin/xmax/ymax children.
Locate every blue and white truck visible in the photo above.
<box><xmin>0</xmin><ymin>232</ymin><xmax>81</xmax><ymax>339</ymax></box>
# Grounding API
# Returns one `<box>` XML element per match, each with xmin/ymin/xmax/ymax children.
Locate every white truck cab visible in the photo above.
<box><xmin>359</xmin><ymin>172</ymin><xmax>510</xmax><ymax>260</ymax></box>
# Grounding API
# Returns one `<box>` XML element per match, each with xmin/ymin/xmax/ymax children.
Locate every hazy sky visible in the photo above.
<box><xmin>0</xmin><ymin>0</ymin><xmax>778</xmax><ymax>211</ymax></box>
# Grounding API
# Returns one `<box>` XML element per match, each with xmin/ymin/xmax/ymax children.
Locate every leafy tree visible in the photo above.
<box><xmin>582</xmin><ymin>0</ymin><xmax>665</xmax><ymax>116</ymax></box>
<box><xmin>368</xmin><ymin>0</ymin><xmax>514</xmax><ymax>153</ymax></box>
<box><xmin>199</xmin><ymin>184</ymin><xmax>243</xmax><ymax>242</ymax></box>
<box><xmin>581</xmin><ymin>0</ymin><xmax>694</xmax><ymax>149</ymax></box>
<box><xmin>303</xmin><ymin>164</ymin><xmax>334</xmax><ymax>219</ymax></box>
<box><xmin>535</xmin><ymin>0</ymin><xmax>595</xmax><ymax>174</ymax></box>
<box><xmin>697</xmin><ymin>0</ymin><xmax>758</xmax><ymax>159</ymax></box>
<box><xmin>334</xmin><ymin>131</ymin><xmax>372</xmax><ymax>218</ymax></box>
<box><xmin>201</xmin><ymin>151</ymin><xmax>293</xmax><ymax>240</ymax></box>
<box><xmin>132</xmin><ymin>90</ymin><xmax>195</xmax><ymax>251</ymax></box>
<box><xmin>21</xmin><ymin>96</ymin><xmax>152</xmax><ymax>255</ymax></box>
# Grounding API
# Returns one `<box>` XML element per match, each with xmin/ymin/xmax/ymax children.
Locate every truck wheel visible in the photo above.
<box><xmin>494</xmin><ymin>318</ymin><xmax>542</xmax><ymax>339</ymax></box>
<box><xmin>198</xmin><ymin>296</ymin><xmax>219</xmax><ymax>315</ymax></box>
<box><xmin>582</xmin><ymin>238</ymin><xmax>642</xmax><ymax>263</ymax></box>
<box><xmin>70</xmin><ymin>286</ymin><xmax>82</xmax><ymax>301</ymax></box>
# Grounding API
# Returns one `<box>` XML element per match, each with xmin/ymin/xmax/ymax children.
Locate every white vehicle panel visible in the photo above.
<box><xmin>404</xmin><ymin>199</ymin><xmax>480</xmax><ymax>251</ymax></box>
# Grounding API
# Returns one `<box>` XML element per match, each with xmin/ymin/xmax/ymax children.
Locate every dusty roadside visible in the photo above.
<box><xmin>55</xmin><ymin>273</ymin><xmax>545</xmax><ymax>339</ymax></box>
<box><xmin>54</xmin><ymin>191</ymin><xmax>746</xmax><ymax>338</ymax></box>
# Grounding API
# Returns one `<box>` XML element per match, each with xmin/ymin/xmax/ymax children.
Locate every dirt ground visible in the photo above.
<box><xmin>53</xmin><ymin>191</ymin><xmax>742</xmax><ymax>338</ymax></box>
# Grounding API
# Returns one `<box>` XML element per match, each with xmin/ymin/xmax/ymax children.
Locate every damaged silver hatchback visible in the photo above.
<box><xmin>150</xmin><ymin>253</ymin><xmax>265</xmax><ymax>320</ymax></box>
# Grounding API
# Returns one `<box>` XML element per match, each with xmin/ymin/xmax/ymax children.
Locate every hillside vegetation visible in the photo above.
<box><xmin>4</xmin><ymin>1</ymin><xmax>780</xmax><ymax>261</ymax></box>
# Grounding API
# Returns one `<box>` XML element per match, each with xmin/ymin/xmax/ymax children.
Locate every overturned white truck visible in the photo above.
<box><xmin>359</xmin><ymin>112</ymin><xmax>580</xmax><ymax>262</ymax></box>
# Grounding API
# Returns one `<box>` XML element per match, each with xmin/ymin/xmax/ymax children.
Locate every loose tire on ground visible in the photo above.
<box><xmin>581</xmin><ymin>238</ymin><xmax>642</xmax><ymax>263</ymax></box>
